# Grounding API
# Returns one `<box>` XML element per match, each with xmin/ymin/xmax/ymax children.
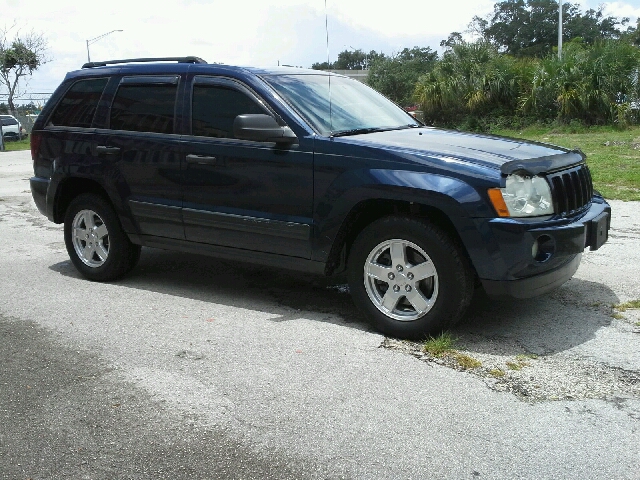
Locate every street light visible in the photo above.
<box><xmin>86</xmin><ymin>30</ymin><xmax>123</xmax><ymax>62</ymax></box>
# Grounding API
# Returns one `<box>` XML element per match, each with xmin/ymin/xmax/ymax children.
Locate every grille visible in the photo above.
<box><xmin>547</xmin><ymin>164</ymin><xmax>593</xmax><ymax>216</ymax></box>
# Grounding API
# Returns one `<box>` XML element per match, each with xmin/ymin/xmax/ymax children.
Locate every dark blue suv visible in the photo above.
<box><xmin>29</xmin><ymin>57</ymin><xmax>611</xmax><ymax>338</ymax></box>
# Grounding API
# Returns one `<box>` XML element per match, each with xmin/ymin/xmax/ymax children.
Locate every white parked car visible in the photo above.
<box><xmin>0</xmin><ymin>115</ymin><xmax>25</xmax><ymax>140</ymax></box>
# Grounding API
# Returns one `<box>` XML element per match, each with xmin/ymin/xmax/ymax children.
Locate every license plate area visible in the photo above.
<box><xmin>588</xmin><ymin>211</ymin><xmax>609</xmax><ymax>251</ymax></box>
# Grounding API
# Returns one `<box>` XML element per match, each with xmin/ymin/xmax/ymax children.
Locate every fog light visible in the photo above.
<box><xmin>533</xmin><ymin>234</ymin><xmax>555</xmax><ymax>263</ymax></box>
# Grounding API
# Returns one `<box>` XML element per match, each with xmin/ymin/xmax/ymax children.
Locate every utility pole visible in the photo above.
<box><xmin>558</xmin><ymin>0</ymin><xmax>563</xmax><ymax>59</ymax></box>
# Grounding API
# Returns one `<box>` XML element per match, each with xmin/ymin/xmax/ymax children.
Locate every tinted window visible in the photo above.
<box><xmin>192</xmin><ymin>85</ymin><xmax>265</xmax><ymax>138</ymax></box>
<box><xmin>110</xmin><ymin>84</ymin><xmax>177</xmax><ymax>134</ymax></box>
<box><xmin>1</xmin><ymin>116</ymin><xmax>18</xmax><ymax>126</ymax></box>
<box><xmin>49</xmin><ymin>78</ymin><xmax>108</xmax><ymax>127</ymax></box>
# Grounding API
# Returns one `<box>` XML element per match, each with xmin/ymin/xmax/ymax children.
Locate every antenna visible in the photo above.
<box><xmin>325</xmin><ymin>0</ymin><xmax>333</xmax><ymax>133</ymax></box>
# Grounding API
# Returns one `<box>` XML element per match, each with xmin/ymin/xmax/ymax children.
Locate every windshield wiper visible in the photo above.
<box><xmin>331</xmin><ymin>124</ymin><xmax>419</xmax><ymax>137</ymax></box>
<box><xmin>331</xmin><ymin>127</ymin><xmax>386</xmax><ymax>137</ymax></box>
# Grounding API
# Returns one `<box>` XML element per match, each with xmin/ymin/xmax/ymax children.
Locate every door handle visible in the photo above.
<box><xmin>96</xmin><ymin>145</ymin><xmax>121</xmax><ymax>155</ymax></box>
<box><xmin>186</xmin><ymin>154</ymin><xmax>217</xmax><ymax>165</ymax></box>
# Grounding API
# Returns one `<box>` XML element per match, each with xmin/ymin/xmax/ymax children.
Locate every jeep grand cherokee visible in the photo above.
<box><xmin>29</xmin><ymin>57</ymin><xmax>611</xmax><ymax>339</ymax></box>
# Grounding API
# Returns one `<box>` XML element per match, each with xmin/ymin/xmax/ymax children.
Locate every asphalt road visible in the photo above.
<box><xmin>1</xmin><ymin>149</ymin><xmax>639</xmax><ymax>479</ymax></box>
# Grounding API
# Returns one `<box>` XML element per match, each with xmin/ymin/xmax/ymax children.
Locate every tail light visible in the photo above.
<box><xmin>30</xmin><ymin>131</ymin><xmax>42</xmax><ymax>162</ymax></box>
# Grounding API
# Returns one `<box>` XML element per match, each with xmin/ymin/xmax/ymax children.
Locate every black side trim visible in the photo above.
<box><xmin>129</xmin><ymin>200</ymin><xmax>182</xmax><ymax>222</ymax></box>
<box><xmin>182</xmin><ymin>209</ymin><xmax>310</xmax><ymax>241</ymax></box>
<box><xmin>501</xmin><ymin>151</ymin><xmax>585</xmax><ymax>176</ymax></box>
<box><xmin>120</xmin><ymin>75</ymin><xmax>180</xmax><ymax>85</ymax></box>
<box><xmin>138</xmin><ymin>235</ymin><xmax>326</xmax><ymax>275</ymax></box>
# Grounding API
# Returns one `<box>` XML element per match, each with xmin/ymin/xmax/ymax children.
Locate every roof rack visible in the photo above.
<box><xmin>82</xmin><ymin>56</ymin><xmax>207</xmax><ymax>69</ymax></box>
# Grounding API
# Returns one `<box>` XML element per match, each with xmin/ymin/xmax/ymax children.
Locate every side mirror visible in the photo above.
<box><xmin>233</xmin><ymin>114</ymin><xmax>297</xmax><ymax>144</ymax></box>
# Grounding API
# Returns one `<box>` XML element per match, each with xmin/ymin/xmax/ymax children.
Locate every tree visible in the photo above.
<box><xmin>453</xmin><ymin>0</ymin><xmax>627</xmax><ymax>57</ymax></box>
<box><xmin>368</xmin><ymin>47</ymin><xmax>438</xmax><ymax>106</ymax></box>
<box><xmin>312</xmin><ymin>49</ymin><xmax>385</xmax><ymax>70</ymax></box>
<box><xmin>0</xmin><ymin>27</ymin><xmax>48</xmax><ymax>114</ymax></box>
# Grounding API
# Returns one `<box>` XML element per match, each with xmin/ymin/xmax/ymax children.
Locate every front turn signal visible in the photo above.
<box><xmin>488</xmin><ymin>188</ymin><xmax>510</xmax><ymax>217</ymax></box>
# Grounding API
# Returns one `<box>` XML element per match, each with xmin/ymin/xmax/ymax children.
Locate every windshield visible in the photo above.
<box><xmin>262</xmin><ymin>74</ymin><xmax>419</xmax><ymax>136</ymax></box>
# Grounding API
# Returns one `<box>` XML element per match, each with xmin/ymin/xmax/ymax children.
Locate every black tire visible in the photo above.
<box><xmin>347</xmin><ymin>216</ymin><xmax>474</xmax><ymax>340</ymax></box>
<box><xmin>64</xmin><ymin>193</ymin><xmax>141</xmax><ymax>281</ymax></box>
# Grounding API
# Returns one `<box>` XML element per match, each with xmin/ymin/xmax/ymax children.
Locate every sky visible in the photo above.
<box><xmin>1</xmin><ymin>0</ymin><xmax>639</xmax><ymax>105</ymax></box>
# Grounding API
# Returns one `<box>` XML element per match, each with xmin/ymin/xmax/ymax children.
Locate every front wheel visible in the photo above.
<box><xmin>347</xmin><ymin>216</ymin><xmax>474</xmax><ymax>339</ymax></box>
<box><xmin>64</xmin><ymin>193</ymin><xmax>141</xmax><ymax>281</ymax></box>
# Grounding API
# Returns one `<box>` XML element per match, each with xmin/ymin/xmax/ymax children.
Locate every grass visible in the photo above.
<box><xmin>422</xmin><ymin>332</ymin><xmax>482</xmax><ymax>369</ymax></box>
<box><xmin>489</xmin><ymin>368</ymin><xmax>505</xmax><ymax>378</ymax></box>
<box><xmin>506</xmin><ymin>361</ymin><xmax>523</xmax><ymax>371</ymax></box>
<box><xmin>490</xmin><ymin>125</ymin><xmax>640</xmax><ymax>201</ymax></box>
<box><xmin>453</xmin><ymin>353</ymin><xmax>482</xmax><ymax>369</ymax></box>
<box><xmin>2</xmin><ymin>137</ymin><xmax>30</xmax><ymax>151</ymax></box>
<box><xmin>423</xmin><ymin>332</ymin><xmax>457</xmax><ymax>357</ymax></box>
<box><xmin>614</xmin><ymin>299</ymin><xmax>640</xmax><ymax>311</ymax></box>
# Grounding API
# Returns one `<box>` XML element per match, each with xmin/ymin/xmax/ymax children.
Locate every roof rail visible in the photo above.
<box><xmin>82</xmin><ymin>56</ymin><xmax>207</xmax><ymax>69</ymax></box>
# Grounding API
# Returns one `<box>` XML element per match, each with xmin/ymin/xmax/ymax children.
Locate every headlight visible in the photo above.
<box><xmin>488</xmin><ymin>174</ymin><xmax>554</xmax><ymax>217</ymax></box>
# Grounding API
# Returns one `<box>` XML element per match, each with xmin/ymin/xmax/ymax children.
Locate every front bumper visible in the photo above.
<box><xmin>475</xmin><ymin>197</ymin><xmax>611</xmax><ymax>299</ymax></box>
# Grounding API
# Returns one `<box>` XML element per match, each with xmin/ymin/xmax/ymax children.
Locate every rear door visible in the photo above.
<box><xmin>181</xmin><ymin>75</ymin><xmax>314</xmax><ymax>258</ymax></box>
<box><xmin>96</xmin><ymin>75</ymin><xmax>185</xmax><ymax>239</ymax></box>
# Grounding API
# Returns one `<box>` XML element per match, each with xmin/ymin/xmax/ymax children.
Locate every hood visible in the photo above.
<box><xmin>344</xmin><ymin>127</ymin><xmax>584</xmax><ymax>175</ymax></box>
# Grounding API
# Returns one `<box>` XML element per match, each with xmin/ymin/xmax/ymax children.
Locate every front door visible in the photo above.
<box><xmin>181</xmin><ymin>76</ymin><xmax>313</xmax><ymax>258</ymax></box>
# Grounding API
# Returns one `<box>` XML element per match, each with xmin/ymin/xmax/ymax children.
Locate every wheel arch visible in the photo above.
<box><xmin>53</xmin><ymin>177</ymin><xmax>112</xmax><ymax>224</ymax></box>
<box><xmin>324</xmin><ymin>198</ymin><xmax>476</xmax><ymax>278</ymax></box>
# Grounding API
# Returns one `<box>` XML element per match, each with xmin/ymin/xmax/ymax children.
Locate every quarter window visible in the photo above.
<box><xmin>110</xmin><ymin>84</ymin><xmax>177</xmax><ymax>134</ymax></box>
<box><xmin>49</xmin><ymin>78</ymin><xmax>108</xmax><ymax>128</ymax></box>
<box><xmin>192</xmin><ymin>85</ymin><xmax>266</xmax><ymax>138</ymax></box>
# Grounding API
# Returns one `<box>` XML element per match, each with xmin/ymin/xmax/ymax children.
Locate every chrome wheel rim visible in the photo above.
<box><xmin>363</xmin><ymin>239</ymin><xmax>439</xmax><ymax>322</ymax></box>
<box><xmin>71</xmin><ymin>209</ymin><xmax>110</xmax><ymax>268</ymax></box>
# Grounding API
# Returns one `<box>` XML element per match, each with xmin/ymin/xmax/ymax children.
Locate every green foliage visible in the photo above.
<box><xmin>416</xmin><ymin>42</ymin><xmax>528</xmax><ymax>127</ymax></box>
<box><xmin>423</xmin><ymin>332</ymin><xmax>457</xmax><ymax>357</ymax></box>
<box><xmin>415</xmin><ymin>38</ymin><xmax>640</xmax><ymax>129</ymax></box>
<box><xmin>0</xmin><ymin>28</ymin><xmax>48</xmax><ymax>114</ymax></box>
<box><xmin>614</xmin><ymin>300</ymin><xmax>640</xmax><ymax>311</ymax></box>
<box><xmin>475</xmin><ymin>0</ymin><xmax>628</xmax><ymax>57</ymax></box>
<box><xmin>367</xmin><ymin>47</ymin><xmax>437</xmax><ymax>107</ymax></box>
<box><xmin>2</xmin><ymin>137</ymin><xmax>29</xmax><ymax>151</ymax></box>
<box><xmin>1</xmin><ymin>40</ymin><xmax>39</xmax><ymax>72</ymax></box>
<box><xmin>312</xmin><ymin>49</ymin><xmax>384</xmax><ymax>70</ymax></box>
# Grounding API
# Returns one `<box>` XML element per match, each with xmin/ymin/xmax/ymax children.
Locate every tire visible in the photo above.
<box><xmin>64</xmin><ymin>193</ymin><xmax>141</xmax><ymax>281</ymax></box>
<box><xmin>347</xmin><ymin>216</ymin><xmax>474</xmax><ymax>339</ymax></box>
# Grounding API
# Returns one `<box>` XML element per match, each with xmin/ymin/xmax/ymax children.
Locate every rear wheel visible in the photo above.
<box><xmin>347</xmin><ymin>216</ymin><xmax>473</xmax><ymax>339</ymax></box>
<box><xmin>64</xmin><ymin>193</ymin><xmax>141</xmax><ymax>281</ymax></box>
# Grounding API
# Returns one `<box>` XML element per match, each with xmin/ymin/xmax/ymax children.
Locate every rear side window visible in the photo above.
<box><xmin>49</xmin><ymin>78</ymin><xmax>108</xmax><ymax>127</ymax></box>
<box><xmin>110</xmin><ymin>84</ymin><xmax>177</xmax><ymax>134</ymax></box>
<box><xmin>1</xmin><ymin>116</ymin><xmax>18</xmax><ymax>126</ymax></box>
<box><xmin>192</xmin><ymin>85</ymin><xmax>265</xmax><ymax>138</ymax></box>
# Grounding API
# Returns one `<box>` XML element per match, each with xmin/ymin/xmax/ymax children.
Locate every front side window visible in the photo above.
<box><xmin>192</xmin><ymin>84</ymin><xmax>266</xmax><ymax>138</ymax></box>
<box><xmin>110</xmin><ymin>84</ymin><xmax>177</xmax><ymax>134</ymax></box>
<box><xmin>49</xmin><ymin>78</ymin><xmax>108</xmax><ymax>128</ymax></box>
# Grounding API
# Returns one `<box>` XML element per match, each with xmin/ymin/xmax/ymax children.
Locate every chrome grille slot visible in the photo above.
<box><xmin>547</xmin><ymin>164</ymin><xmax>593</xmax><ymax>216</ymax></box>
